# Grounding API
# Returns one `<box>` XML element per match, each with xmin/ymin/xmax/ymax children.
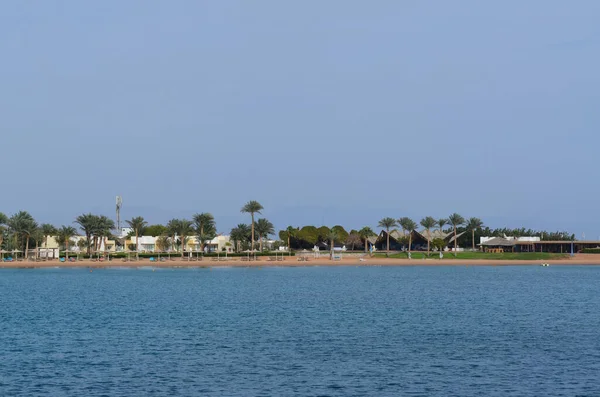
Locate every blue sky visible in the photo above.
<box><xmin>1</xmin><ymin>1</ymin><xmax>599</xmax><ymax>237</ymax></box>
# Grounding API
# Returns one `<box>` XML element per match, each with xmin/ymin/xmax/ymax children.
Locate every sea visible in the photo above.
<box><xmin>1</xmin><ymin>265</ymin><xmax>599</xmax><ymax>396</ymax></box>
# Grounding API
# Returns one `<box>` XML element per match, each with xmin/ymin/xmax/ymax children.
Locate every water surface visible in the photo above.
<box><xmin>1</xmin><ymin>266</ymin><xmax>599</xmax><ymax>396</ymax></box>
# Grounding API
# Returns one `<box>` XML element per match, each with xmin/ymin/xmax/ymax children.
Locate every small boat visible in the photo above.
<box><xmin>541</xmin><ymin>263</ymin><xmax>550</xmax><ymax>267</ymax></box>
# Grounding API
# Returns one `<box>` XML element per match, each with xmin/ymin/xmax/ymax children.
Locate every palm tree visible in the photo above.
<box><xmin>241</xmin><ymin>200</ymin><xmax>264</xmax><ymax>251</ymax></box>
<box><xmin>8</xmin><ymin>211</ymin><xmax>37</xmax><ymax>259</ymax></box>
<box><xmin>166</xmin><ymin>219</ymin><xmax>181</xmax><ymax>252</ymax></box>
<box><xmin>126</xmin><ymin>216</ymin><xmax>147</xmax><ymax>259</ymax></box>
<box><xmin>192</xmin><ymin>213</ymin><xmax>216</xmax><ymax>252</ymax></box>
<box><xmin>96</xmin><ymin>216</ymin><xmax>115</xmax><ymax>253</ymax></box>
<box><xmin>178</xmin><ymin>220</ymin><xmax>194</xmax><ymax>257</ymax></box>
<box><xmin>326</xmin><ymin>229</ymin><xmax>339</xmax><ymax>260</ymax></box>
<box><xmin>420</xmin><ymin>216</ymin><xmax>436</xmax><ymax>256</ymax></box>
<box><xmin>74</xmin><ymin>213</ymin><xmax>97</xmax><ymax>255</ymax></box>
<box><xmin>466</xmin><ymin>217</ymin><xmax>484</xmax><ymax>250</ymax></box>
<box><xmin>254</xmin><ymin>218</ymin><xmax>275</xmax><ymax>251</ymax></box>
<box><xmin>40</xmin><ymin>223</ymin><xmax>57</xmax><ymax>250</ymax></box>
<box><xmin>230</xmin><ymin>224</ymin><xmax>251</xmax><ymax>252</ymax></box>
<box><xmin>378</xmin><ymin>217</ymin><xmax>397</xmax><ymax>256</ymax></box>
<box><xmin>437</xmin><ymin>218</ymin><xmax>448</xmax><ymax>235</ymax></box>
<box><xmin>358</xmin><ymin>227</ymin><xmax>376</xmax><ymax>253</ymax></box>
<box><xmin>32</xmin><ymin>228</ymin><xmax>44</xmax><ymax>260</ymax></box>
<box><xmin>281</xmin><ymin>226</ymin><xmax>297</xmax><ymax>254</ymax></box>
<box><xmin>0</xmin><ymin>212</ymin><xmax>8</xmax><ymax>249</ymax></box>
<box><xmin>398</xmin><ymin>217</ymin><xmax>417</xmax><ymax>253</ymax></box>
<box><xmin>448</xmin><ymin>213</ymin><xmax>466</xmax><ymax>255</ymax></box>
<box><xmin>56</xmin><ymin>225</ymin><xmax>77</xmax><ymax>261</ymax></box>
<box><xmin>155</xmin><ymin>235</ymin><xmax>171</xmax><ymax>252</ymax></box>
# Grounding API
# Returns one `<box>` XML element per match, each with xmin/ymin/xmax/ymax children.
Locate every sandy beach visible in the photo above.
<box><xmin>2</xmin><ymin>254</ymin><xmax>600</xmax><ymax>269</ymax></box>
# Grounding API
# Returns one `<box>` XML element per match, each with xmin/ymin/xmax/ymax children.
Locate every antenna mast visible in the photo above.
<box><xmin>116</xmin><ymin>195</ymin><xmax>122</xmax><ymax>230</ymax></box>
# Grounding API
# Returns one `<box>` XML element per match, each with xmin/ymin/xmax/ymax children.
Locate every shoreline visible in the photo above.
<box><xmin>2</xmin><ymin>254</ymin><xmax>600</xmax><ymax>268</ymax></box>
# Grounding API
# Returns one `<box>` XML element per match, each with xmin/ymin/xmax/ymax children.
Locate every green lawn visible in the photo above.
<box><xmin>374</xmin><ymin>251</ymin><xmax>569</xmax><ymax>260</ymax></box>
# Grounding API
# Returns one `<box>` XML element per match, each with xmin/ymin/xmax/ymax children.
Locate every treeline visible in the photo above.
<box><xmin>0</xmin><ymin>200</ymin><xmax>275</xmax><ymax>258</ymax></box>
<box><xmin>278</xmin><ymin>225</ymin><xmax>371</xmax><ymax>251</ymax></box>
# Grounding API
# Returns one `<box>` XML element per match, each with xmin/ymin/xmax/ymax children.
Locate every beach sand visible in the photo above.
<box><xmin>2</xmin><ymin>254</ymin><xmax>600</xmax><ymax>269</ymax></box>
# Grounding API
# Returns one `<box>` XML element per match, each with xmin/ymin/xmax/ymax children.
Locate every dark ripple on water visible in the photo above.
<box><xmin>1</xmin><ymin>266</ymin><xmax>600</xmax><ymax>396</ymax></box>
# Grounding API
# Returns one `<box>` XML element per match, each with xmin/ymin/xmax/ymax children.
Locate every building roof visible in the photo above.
<box><xmin>479</xmin><ymin>237</ymin><xmax>515</xmax><ymax>247</ymax></box>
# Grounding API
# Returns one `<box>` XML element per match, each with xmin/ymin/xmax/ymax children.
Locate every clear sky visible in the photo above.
<box><xmin>2</xmin><ymin>1</ymin><xmax>599</xmax><ymax>237</ymax></box>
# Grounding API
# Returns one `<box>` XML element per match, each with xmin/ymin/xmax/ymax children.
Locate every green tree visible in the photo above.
<box><xmin>126</xmin><ymin>216</ymin><xmax>148</xmax><ymax>259</ymax></box>
<box><xmin>297</xmin><ymin>226</ymin><xmax>319</xmax><ymax>247</ymax></box>
<box><xmin>398</xmin><ymin>217</ymin><xmax>417</xmax><ymax>253</ymax></box>
<box><xmin>280</xmin><ymin>226</ymin><xmax>297</xmax><ymax>253</ymax></box>
<box><xmin>378</xmin><ymin>217</ymin><xmax>397</xmax><ymax>256</ymax></box>
<box><xmin>437</xmin><ymin>218</ymin><xmax>448</xmax><ymax>234</ymax></box>
<box><xmin>0</xmin><ymin>212</ymin><xmax>8</xmax><ymax>249</ymax></box>
<box><xmin>230</xmin><ymin>223</ymin><xmax>251</xmax><ymax>252</ymax></box>
<box><xmin>432</xmin><ymin>238</ymin><xmax>446</xmax><ymax>253</ymax></box>
<box><xmin>155</xmin><ymin>235</ymin><xmax>171</xmax><ymax>252</ymax></box>
<box><xmin>358</xmin><ymin>227</ymin><xmax>376</xmax><ymax>253</ymax></box>
<box><xmin>96</xmin><ymin>215</ymin><xmax>115</xmax><ymax>253</ymax></box>
<box><xmin>448</xmin><ymin>213</ymin><xmax>465</xmax><ymax>255</ymax></box>
<box><xmin>178</xmin><ymin>220</ymin><xmax>194</xmax><ymax>257</ymax></box>
<box><xmin>331</xmin><ymin>226</ymin><xmax>349</xmax><ymax>245</ymax></box>
<box><xmin>193</xmin><ymin>213</ymin><xmax>216</xmax><ymax>252</ymax></box>
<box><xmin>241</xmin><ymin>200</ymin><xmax>264</xmax><ymax>251</ymax></box>
<box><xmin>254</xmin><ymin>218</ymin><xmax>275</xmax><ymax>251</ymax></box>
<box><xmin>466</xmin><ymin>217</ymin><xmax>484</xmax><ymax>250</ymax></box>
<box><xmin>8</xmin><ymin>211</ymin><xmax>37</xmax><ymax>258</ymax></box>
<box><xmin>326</xmin><ymin>229</ymin><xmax>339</xmax><ymax>260</ymax></box>
<box><xmin>420</xmin><ymin>216</ymin><xmax>436</xmax><ymax>255</ymax></box>
<box><xmin>166</xmin><ymin>219</ymin><xmax>181</xmax><ymax>252</ymax></box>
<box><xmin>31</xmin><ymin>227</ymin><xmax>45</xmax><ymax>260</ymax></box>
<box><xmin>144</xmin><ymin>224</ymin><xmax>167</xmax><ymax>237</ymax></box>
<box><xmin>56</xmin><ymin>225</ymin><xmax>77</xmax><ymax>260</ymax></box>
<box><xmin>74</xmin><ymin>213</ymin><xmax>97</xmax><ymax>255</ymax></box>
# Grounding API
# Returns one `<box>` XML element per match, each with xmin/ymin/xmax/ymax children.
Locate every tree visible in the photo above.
<box><xmin>346</xmin><ymin>232</ymin><xmax>362</xmax><ymax>251</ymax></box>
<box><xmin>358</xmin><ymin>227</ymin><xmax>376</xmax><ymax>253</ymax></box>
<box><xmin>254</xmin><ymin>218</ymin><xmax>275</xmax><ymax>251</ymax></box>
<box><xmin>126</xmin><ymin>216</ymin><xmax>148</xmax><ymax>259</ymax></box>
<box><xmin>437</xmin><ymin>218</ymin><xmax>448</xmax><ymax>234</ymax></box>
<box><xmin>166</xmin><ymin>219</ymin><xmax>181</xmax><ymax>252</ymax></box>
<box><xmin>40</xmin><ymin>223</ymin><xmax>57</xmax><ymax>250</ymax></box>
<box><xmin>420</xmin><ymin>216</ymin><xmax>436</xmax><ymax>256</ymax></box>
<box><xmin>378</xmin><ymin>217</ymin><xmax>397</xmax><ymax>256</ymax></box>
<box><xmin>56</xmin><ymin>226</ymin><xmax>77</xmax><ymax>260</ymax></box>
<box><xmin>448</xmin><ymin>213</ymin><xmax>465</xmax><ymax>255</ymax></box>
<box><xmin>326</xmin><ymin>229</ymin><xmax>339</xmax><ymax>260</ymax></box>
<box><xmin>8</xmin><ymin>211</ymin><xmax>37</xmax><ymax>258</ymax></box>
<box><xmin>144</xmin><ymin>224</ymin><xmax>167</xmax><ymax>237</ymax></box>
<box><xmin>398</xmin><ymin>217</ymin><xmax>417</xmax><ymax>253</ymax></box>
<box><xmin>74</xmin><ymin>213</ymin><xmax>97</xmax><ymax>255</ymax></box>
<box><xmin>331</xmin><ymin>226</ymin><xmax>349</xmax><ymax>245</ymax></box>
<box><xmin>241</xmin><ymin>200</ymin><xmax>263</xmax><ymax>251</ymax></box>
<box><xmin>466</xmin><ymin>217</ymin><xmax>484</xmax><ymax>250</ymax></box>
<box><xmin>280</xmin><ymin>226</ymin><xmax>297</xmax><ymax>253</ymax></box>
<box><xmin>96</xmin><ymin>215</ymin><xmax>115</xmax><ymax>253</ymax></box>
<box><xmin>193</xmin><ymin>213</ymin><xmax>216</xmax><ymax>252</ymax></box>
<box><xmin>432</xmin><ymin>238</ymin><xmax>446</xmax><ymax>253</ymax></box>
<box><xmin>178</xmin><ymin>220</ymin><xmax>194</xmax><ymax>257</ymax></box>
<box><xmin>31</xmin><ymin>228</ymin><xmax>44</xmax><ymax>260</ymax></box>
<box><xmin>155</xmin><ymin>235</ymin><xmax>171</xmax><ymax>252</ymax></box>
<box><xmin>0</xmin><ymin>212</ymin><xmax>8</xmax><ymax>249</ymax></box>
<box><xmin>230</xmin><ymin>224</ymin><xmax>251</xmax><ymax>252</ymax></box>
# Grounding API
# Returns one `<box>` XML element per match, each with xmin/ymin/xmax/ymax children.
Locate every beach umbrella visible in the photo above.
<box><xmin>0</xmin><ymin>249</ymin><xmax>11</xmax><ymax>261</ymax></box>
<box><xmin>12</xmin><ymin>249</ymin><xmax>22</xmax><ymax>260</ymax></box>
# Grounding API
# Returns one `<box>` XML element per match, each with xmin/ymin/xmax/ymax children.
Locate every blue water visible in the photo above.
<box><xmin>1</xmin><ymin>266</ymin><xmax>599</xmax><ymax>396</ymax></box>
